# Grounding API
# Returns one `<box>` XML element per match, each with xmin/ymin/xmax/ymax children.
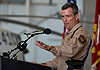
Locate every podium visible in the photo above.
<box><xmin>0</xmin><ymin>56</ymin><xmax>52</xmax><ymax>70</ymax></box>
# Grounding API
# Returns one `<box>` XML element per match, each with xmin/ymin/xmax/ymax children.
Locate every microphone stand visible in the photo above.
<box><xmin>2</xmin><ymin>47</ymin><xmax>17</xmax><ymax>59</ymax></box>
<box><xmin>10</xmin><ymin>49</ymin><xmax>20</xmax><ymax>59</ymax></box>
<box><xmin>2</xmin><ymin>28</ymin><xmax>51</xmax><ymax>59</ymax></box>
<box><xmin>2</xmin><ymin>34</ymin><xmax>35</xmax><ymax>59</ymax></box>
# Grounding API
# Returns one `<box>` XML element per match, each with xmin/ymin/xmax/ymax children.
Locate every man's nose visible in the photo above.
<box><xmin>63</xmin><ymin>17</ymin><xmax>67</xmax><ymax>22</ymax></box>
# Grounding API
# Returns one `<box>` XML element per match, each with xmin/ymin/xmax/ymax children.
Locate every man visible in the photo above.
<box><xmin>34</xmin><ymin>2</ymin><xmax>91</xmax><ymax>70</ymax></box>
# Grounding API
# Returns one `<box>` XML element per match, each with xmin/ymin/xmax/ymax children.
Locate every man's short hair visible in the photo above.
<box><xmin>62</xmin><ymin>2</ymin><xmax>78</xmax><ymax>16</ymax></box>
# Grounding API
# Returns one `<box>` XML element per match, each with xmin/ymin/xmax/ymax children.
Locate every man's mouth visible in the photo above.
<box><xmin>64</xmin><ymin>23</ymin><xmax>69</xmax><ymax>26</ymax></box>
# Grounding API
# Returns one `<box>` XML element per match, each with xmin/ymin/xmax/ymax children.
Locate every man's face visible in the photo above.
<box><xmin>61</xmin><ymin>7</ymin><xmax>79</xmax><ymax>31</ymax></box>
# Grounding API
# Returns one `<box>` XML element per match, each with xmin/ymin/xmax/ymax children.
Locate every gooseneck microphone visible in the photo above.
<box><xmin>4</xmin><ymin>28</ymin><xmax>51</xmax><ymax>59</ymax></box>
<box><xmin>17</xmin><ymin>28</ymin><xmax>51</xmax><ymax>51</ymax></box>
<box><xmin>43</xmin><ymin>28</ymin><xmax>51</xmax><ymax>34</ymax></box>
<box><xmin>24</xmin><ymin>28</ymin><xmax>51</xmax><ymax>35</ymax></box>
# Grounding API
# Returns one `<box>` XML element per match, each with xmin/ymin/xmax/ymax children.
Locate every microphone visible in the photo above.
<box><xmin>24</xmin><ymin>28</ymin><xmax>51</xmax><ymax>35</ymax></box>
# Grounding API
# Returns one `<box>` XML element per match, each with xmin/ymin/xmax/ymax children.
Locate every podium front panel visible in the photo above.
<box><xmin>0</xmin><ymin>56</ymin><xmax>52</xmax><ymax>70</ymax></box>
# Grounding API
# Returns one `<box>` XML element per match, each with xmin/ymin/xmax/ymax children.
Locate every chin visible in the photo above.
<box><xmin>65</xmin><ymin>26</ymin><xmax>68</xmax><ymax>29</ymax></box>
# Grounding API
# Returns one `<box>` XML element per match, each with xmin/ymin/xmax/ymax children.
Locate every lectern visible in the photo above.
<box><xmin>0</xmin><ymin>56</ymin><xmax>52</xmax><ymax>70</ymax></box>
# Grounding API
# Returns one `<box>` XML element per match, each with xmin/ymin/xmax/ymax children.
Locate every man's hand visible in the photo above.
<box><xmin>35</xmin><ymin>40</ymin><xmax>49</xmax><ymax>50</ymax></box>
<box><xmin>35</xmin><ymin>40</ymin><xmax>58</xmax><ymax>54</ymax></box>
<box><xmin>31</xmin><ymin>62</ymin><xmax>47</xmax><ymax>66</ymax></box>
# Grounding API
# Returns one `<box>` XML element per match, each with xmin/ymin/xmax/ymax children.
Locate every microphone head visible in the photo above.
<box><xmin>43</xmin><ymin>28</ymin><xmax>51</xmax><ymax>34</ymax></box>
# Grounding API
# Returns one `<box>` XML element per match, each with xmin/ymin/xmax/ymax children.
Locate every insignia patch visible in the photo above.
<box><xmin>78</xmin><ymin>35</ymin><xmax>86</xmax><ymax>43</ymax></box>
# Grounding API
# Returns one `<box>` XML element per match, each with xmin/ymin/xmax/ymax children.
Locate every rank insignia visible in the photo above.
<box><xmin>66</xmin><ymin>35</ymin><xmax>72</xmax><ymax>42</ymax></box>
<box><xmin>78</xmin><ymin>35</ymin><xmax>86</xmax><ymax>43</ymax></box>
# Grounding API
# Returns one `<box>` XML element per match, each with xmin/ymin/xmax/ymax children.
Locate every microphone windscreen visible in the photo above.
<box><xmin>43</xmin><ymin>28</ymin><xmax>51</xmax><ymax>34</ymax></box>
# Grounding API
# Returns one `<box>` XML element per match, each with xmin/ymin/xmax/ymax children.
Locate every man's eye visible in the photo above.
<box><xmin>61</xmin><ymin>16</ymin><xmax>64</xmax><ymax>18</ymax></box>
<box><xmin>68</xmin><ymin>16</ymin><xmax>70</xmax><ymax>17</ymax></box>
<box><xmin>66</xmin><ymin>15</ymin><xmax>70</xmax><ymax>17</ymax></box>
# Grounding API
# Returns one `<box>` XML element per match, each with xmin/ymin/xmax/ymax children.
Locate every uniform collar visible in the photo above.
<box><xmin>66</xmin><ymin>23</ymin><xmax>82</xmax><ymax>35</ymax></box>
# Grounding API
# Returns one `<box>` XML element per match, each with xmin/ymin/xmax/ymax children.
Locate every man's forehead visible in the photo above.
<box><xmin>61</xmin><ymin>8</ymin><xmax>73</xmax><ymax>14</ymax></box>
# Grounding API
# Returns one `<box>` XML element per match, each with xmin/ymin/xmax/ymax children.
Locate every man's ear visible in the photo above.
<box><xmin>76</xmin><ymin>14</ymin><xmax>79</xmax><ymax>20</ymax></box>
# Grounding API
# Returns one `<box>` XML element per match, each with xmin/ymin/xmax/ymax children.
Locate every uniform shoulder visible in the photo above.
<box><xmin>74</xmin><ymin>27</ymin><xmax>90</xmax><ymax>39</ymax></box>
<box><xmin>75</xmin><ymin>27</ymin><xmax>89</xmax><ymax>34</ymax></box>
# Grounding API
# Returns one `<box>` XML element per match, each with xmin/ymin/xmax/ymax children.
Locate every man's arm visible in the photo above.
<box><xmin>35</xmin><ymin>40</ymin><xmax>58</xmax><ymax>54</ymax></box>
